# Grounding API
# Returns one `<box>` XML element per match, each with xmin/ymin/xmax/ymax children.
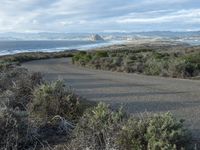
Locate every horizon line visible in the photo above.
<box><xmin>0</xmin><ymin>30</ymin><xmax>200</xmax><ymax>34</ymax></box>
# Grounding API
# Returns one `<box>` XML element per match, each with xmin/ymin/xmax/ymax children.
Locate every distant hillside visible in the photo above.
<box><xmin>90</xmin><ymin>34</ymin><xmax>104</xmax><ymax>41</ymax></box>
<box><xmin>0</xmin><ymin>31</ymin><xmax>199</xmax><ymax>41</ymax></box>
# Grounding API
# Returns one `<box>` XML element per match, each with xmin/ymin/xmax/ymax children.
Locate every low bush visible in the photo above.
<box><xmin>180</xmin><ymin>53</ymin><xmax>200</xmax><ymax>77</ymax></box>
<box><xmin>70</xmin><ymin>103</ymin><xmax>125</xmax><ymax>149</ymax></box>
<box><xmin>72</xmin><ymin>48</ymin><xmax>200</xmax><ymax>79</ymax></box>
<box><xmin>94</xmin><ymin>51</ymin><xmax>109</xmax><ymax>58</ymax></box>
<box><xmin>0</xmin><ymin>66</ymin><xmax>43</xmax><ymax>149</ymax></box>
<box><xmin>0</xmin><ymin>50</ymin><xmax>75</xmax><ymax>64</ymax></box>
<box><xmin>146</xmin><ymin>113</ymin><xmax>191</xmax><ymax>150</ymax></box>
<box><xmin>0</xmin><ymin>66</ymin><xmax>93</xmax><ymax>149</ymax></box>
<box><xmin>117</xmin><ymin>116</ymin><xmax>149</xmax><ymax>150</ymax></box>
<box><xmin>70</xmin><ymin>103</ymin><xmax>192</xmax><ymax>150</ymax></box>
<box><xmin>0</xmin><ymin>66</ymin><xmax>43</xmax><ymax>110</ymax></box>
<box><xmin>0</xmin><ymin>62</ymin><xmax>16</xmax><ymax>70</ymax></box>
<box><xmin>184</xmin><ymin>53</ymin><xmax>200</xmax><ymax>64</ymax></box>
<box><xmin>72</xmin><ymin>51</ymin><xmax>90</xmax><ymax>64</ymax></box>
<box><xmin>0</xmin><ymin>105</ymin><xmax>38</xmax><ymax>149</ymax></box>
<box><xmin>144</xmin><ymin>59</ymin><xmax>163</xmax><ymax>76</ymax></box>
<box><xmin>30</xmin><ymin>80</ymin><xmax>86</xmax><ymax>123</ymax></box>
<box><xmin>118</xmin><ymin>113</ymin><xmax>191</xmax><ymax>150</ymax></box>
<box><xmin>152</xmin><ymin>52</ymin><xmax>170</xmax><ymax>60</ymax></box>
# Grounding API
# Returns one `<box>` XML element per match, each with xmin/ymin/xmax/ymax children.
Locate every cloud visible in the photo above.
<box><xmin>117</xmin><ymin>9</ymin><xmax>200</xmax><ymax>24</ymax></box>
<box><xmin>0</xmin><ymin>0</ymin><xmax>199</xmax><ymax>32</ymax></box>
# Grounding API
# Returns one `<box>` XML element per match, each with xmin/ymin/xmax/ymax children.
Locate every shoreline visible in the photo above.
<box><xmin>0</xmin><ymin>38</ymin><xmax>198</xmax><ymax>56</ymax></box>
<box><xmin>0</xmin><ymin>40</ymin><xmax>125</xmax><ymax>56</ymax></box>
<box><xmin>0</xmin><ymin>39</ymin><xmax>199</xmax><ymax>65</ymax></box>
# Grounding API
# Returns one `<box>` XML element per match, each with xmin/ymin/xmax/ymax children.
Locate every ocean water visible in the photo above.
<box><xmin>0</xmin><ymin>38</ymin><xmax>199</xmax><ymax>56</ymax></box>
<box><xmin>0</xmin><ymin>40</ymin><xmax>118</xmax><ymax>56</ymax></box>
<box><xmin>176</xmin><ymin>39</ymin><xmax>200</xmax><ymax>46</ymax></box>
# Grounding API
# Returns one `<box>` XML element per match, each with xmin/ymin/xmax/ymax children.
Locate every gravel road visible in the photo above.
<box><xmin>23</xmin><ymin>58</ymin><xmax>200</xmax><ymax>139</ymax></box>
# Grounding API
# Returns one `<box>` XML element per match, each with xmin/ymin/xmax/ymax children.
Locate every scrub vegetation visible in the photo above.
<box><xmin>0</xmin><ymin>44</ymin><xmax>199</xmax><ymax>149</ymax></box>
<box><xmin>0</xmin><ymin>63</ymin><xmax>194</xmax><ymax>149</ymax></box>
<box><xmin>0</xmin><ymin>50</ymin><xmax>75</xmax><ymax>64</ymax></box>
<box><xmin>72</xmin><ymin>45</ymin><xmax>200</xmax><ymax>79</ymax></box>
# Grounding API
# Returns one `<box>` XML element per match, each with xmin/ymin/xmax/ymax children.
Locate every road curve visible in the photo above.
<box><xmin>22</xmin><ymin>58</ymin><xmax>200</xmax><ymax>138</ymax></box>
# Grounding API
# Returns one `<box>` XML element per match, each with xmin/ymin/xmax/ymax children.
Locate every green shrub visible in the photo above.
<box><xmin>0</xmin><ymin>67</ymin><xmax>45</xmax><ymax>149</ymax></box>
<box><xmin>118</xmin><ymin>113</ymin><xmax>191</xmax><ymax>150</ymax></box>
<box><xmin>94</xmin><ymin>51</ymin><xmax>109</xmax><ymax>58</ymax></box>
<box><xmin>72</xmin><ymin>51</ymin><xmax>88</xmax><ymax>63</ymax></box>
<box><xmin>184</xmin><ymin>53</ymin><xmax>200</xmax><ymax>64</ymax></box>
<box><xmin>0</xmin><ymin>107</ymin><xmax>38</xmax><ymax>149</ymax></box>
<box><xmin>80</xmin><ymin>54</ymin><xmax>92</xmax><ymax>63</ymax></box>
<box><xmin>30</xmin><ymin>80</ymin><xmax>87</xmax><ymax>123</ymax></box>
<box><xmin>118</xmin><ymin>117</ymin><xmax>149</xmax><ymax>150</ymax></box>
<box><xmin>144</xmin><ymin>58</ymin><xmax>163</xmax><ymax>76</ymax></box>
<box><xmin>1</xmin><ymin>65</ymin><xmax>98</xmax><ymax>149</ymax></box>
<box><xmin>0</xmin><ymin>67</ymin><xmax>43</xmax><ymax>110</ymax></box>
<box><xmin>172</xmin><ymin>58</ymin><xmax>200</xmax><ymax>78</ymax></box>
<box><xmin>71</xmin><ymin>103</ymin><xmax>191</xmax><ymax>150</ymax></box>
<box><xmin>167</xmin><ymin>59</ymin><xmax>185</xmax><ymax>78</ymax></box>
<box><xmin>127</xmin><ymin>54</ymin><xmax>138</xmax><ymax>61</ymax></box>
<box><xmin>180</xmin><ymin>53</ymin><xmax>200</xmax><ymax>77</ymax></box>
<box><xmin>70</xmin><ymin>102</ymin><xmax>125</xmax><ymax>149</ymax></box>
<box><xmin>112</xmin><ymin>57</ymin><xmax>123</xmax><ymax>66</ymax></box>
<box><xmin>147</xmin><ymin>113</ymin><xmax>191</xmax><ymax>150</ymax></box>
<box><xmin>153</xmin><ymin>52</ymin><xmax>170</xmax><ymax>60</ymax></box>
<box><xmin>0</xmin><ymin>51</ymin><xmax>74</xmax><ymax>63</ymax></box>
<box><xmin>184</xmin><ymin>63</ymin><xmax>197</xmax><ymax>76</ymax></box>
<box><xmin>72</xmin><ymin>45</ymin><xmax>200</xmax><ymax>79</ymax></box>
<box><xmin>0</xmin><ymin>62</ymin><xmax>15</xmax><ymax>70</ymax></box>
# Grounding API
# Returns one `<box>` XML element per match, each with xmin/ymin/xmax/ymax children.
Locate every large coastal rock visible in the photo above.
<box><xmin>90</xmin><ymin>34</ymin><xmax>104</xmax><ymax>41</ymax></box>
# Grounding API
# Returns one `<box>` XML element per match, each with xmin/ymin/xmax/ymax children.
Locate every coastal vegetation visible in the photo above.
<box><xmin>0</xmin><ymin>50</ymin><xmax>75</xmax><ymax>65</ymax></box>
<box><xmin>72</xmin><ymin>45</ymin><xmax>200</xmax><ymax>79</ymax></box>
<box><xmin>0</xmin><ymin>43</ymin><xmax>199</xmax><ymax>149</ymax></box>
<box><xmin>70</xmin><ymin>103</ymin><xmax>191</xmax><ymax>150</ymax></box>
<box><xmin>0</xmin><ymin>65</ymin><xmax>91</xmax><ymax>149</ymax></box>
<box><xmin>0</xmin><ymin>63</ymin><xmax>194</xmax><ymax>149</ymax></box>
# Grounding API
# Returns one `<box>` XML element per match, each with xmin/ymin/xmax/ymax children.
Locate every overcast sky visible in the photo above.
<box><xmin>0</xmin><ymin>0</ymin><xmax>200</xmax><ymax>33</ymax></box>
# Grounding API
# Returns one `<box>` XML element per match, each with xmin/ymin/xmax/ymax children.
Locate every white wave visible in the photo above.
<box><xmin>0</xmin><ymin>40</ymin><xmax>124</xmax><ymax>56</ymax></box>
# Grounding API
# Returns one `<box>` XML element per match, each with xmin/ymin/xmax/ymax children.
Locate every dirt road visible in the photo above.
<box><xmin>23</xmin><ymin>58</ymin><xmax>200</xmax><ymax>138</ymax></box>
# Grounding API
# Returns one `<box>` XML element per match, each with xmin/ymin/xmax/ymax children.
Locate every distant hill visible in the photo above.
<box><xmin>130</xmin><ymin>31</ymin><xmax>200</xmax><ymax>38</ymax></box>
<box><xmin>90</xmin><ymin>34</ymin><xmax>104</xmax><ymax>41</ymax></box>
<box><xmin>0</xmin><ymin>31</ymin><xmax>199</xmax><ymax>41</ymax></box>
